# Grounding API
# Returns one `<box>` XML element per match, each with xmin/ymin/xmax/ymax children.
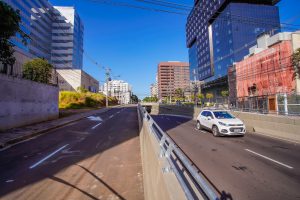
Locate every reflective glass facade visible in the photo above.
<box><xmin>52</xmin><ymin>7</ymin><xmax>84</xmax><ymax>69</ymax></box>
<box><xmin>186</xmin><ymin>0</ymin><xmax>280</xmax><ymax>82</ymax></box>
<box><xmin>4</xmin><ymin>0</ymin><xmax>54</xmax><ymax>60</ymax></box>
<box><xmin>209</xmin><ymin>3</ymin><xmax>280</xmax><ymax>82</ymax></box>
<box><xmin>189</xmin><ymin>41</ymin><xmax>198</xmax><ymax>81</ymax></box>
<box><xmin>3</xmin><ymin>0</ymin><xmax>83</xmax><ymax>69</ymax></box>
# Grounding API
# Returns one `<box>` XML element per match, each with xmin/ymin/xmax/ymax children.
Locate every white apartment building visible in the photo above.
<box><xmin>100</xmin><ymin>80</ymin><xmax>132</xmax><ymax>104</ymax></box>
<box><xmin>150</xmin><ymin>83</ymin><xmax>158</xmax><ymax>97</ymax></box>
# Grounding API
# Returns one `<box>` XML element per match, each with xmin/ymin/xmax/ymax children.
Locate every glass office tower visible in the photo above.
<box><xmin>186</xmin><ymin>0</ymin><xmax>280</xmax><ymax>83</ymax></box>
<box><xmin>3</xmin><ymin>0</ymin><xmax>84</xmax><ymax>70</ymax></box>
<box><xmin>4</xmin><ymin>0</ymin><xmax>53</xmax><ymax>60</ymax></box>
<box><xmin>52</xmin><ymin>7</ymin><xmax>84</xmax><ymax>69</ymax></box>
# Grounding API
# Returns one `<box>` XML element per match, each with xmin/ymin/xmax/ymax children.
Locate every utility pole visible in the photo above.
<box><xmin>105</xmin><ymin>67</ymin><xmax>111</xmax><ymax>108</ymax></box>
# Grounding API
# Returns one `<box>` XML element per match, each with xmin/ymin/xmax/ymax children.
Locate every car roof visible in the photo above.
<box><xmin>201</xmin><ymin>109</ymin><xmax>229</xmax><ymax>112</ymax></box>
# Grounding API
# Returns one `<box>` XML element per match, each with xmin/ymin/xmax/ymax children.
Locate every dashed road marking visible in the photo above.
<box><xmin>29</xmin><ymin>144</ymin><xmax>69</xmax><ymax>169</ymax></box>
<box><xmin>245</xmin><ymin>149</ymin><xmax>293</xmax><ymax>169</ymax></box>
<box><xmin>91</xmin><ymin>122</ymin><xmax>102</xmax><ymax>129</ymax></box>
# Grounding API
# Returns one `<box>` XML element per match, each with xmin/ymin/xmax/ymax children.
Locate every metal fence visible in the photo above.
<box><xmin>232</xmin><ymin>93</ymin><xmax>300</xmax><ymax>116</ymax></box>
<box><xmin>235</xmin><ymin>96</ymin><xmax>269</xmax><ymax>114</ymax></box>
<box><xmin>138</xmin><ymin>104</ymin><xmax>220</xmax><ymax>200</ymax></box>
<box><xmin>0</xmin><ymin>62</ymin><xmax>58</xmax><ymax>86</ymax></box>
<box><xmin>164</xmin><ymin>92</ymin><xmax>300</xmax><ymax>116</ymax></box>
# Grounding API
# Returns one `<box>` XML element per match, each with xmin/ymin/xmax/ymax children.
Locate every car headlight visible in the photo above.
<box><xmin>218</xmin><ymin>121</ymin><xmax>227</xmax><ymax>126</ymax></box>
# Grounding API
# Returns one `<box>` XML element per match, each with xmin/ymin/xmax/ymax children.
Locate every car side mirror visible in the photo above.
<box><xmin>207</xmin><ymin>116</ymin><xmax>212</xmax><ymax>120</ymax></box>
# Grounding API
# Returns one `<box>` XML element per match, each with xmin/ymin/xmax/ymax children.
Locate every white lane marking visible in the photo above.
<box><xmin>87</xmin><ymin>116</ymin><xmax>103</xmax><ymax>122</ymax></box>
<box><xmin>29</xmin><ymin>144</ymin><xmax>69</xmax><ymax>169</ymax></box>
<box><xmin>245</xmin><ymin>149</ymin><xmax>293</xmax><ymax>169</ymax></box>
<box><xmin>109</xmin><ymin>115</ymin><xmax>114</xmax><ymax>119</ymax></box>
<box><xmin>5</xmin><ymin>180</ymin><xmax>14</xmax><ymax>183</ymax></box>
<box><xmin>91</xmin><ymin>122</ymin><xmax>102</xmax><ymax>129</ymax></box>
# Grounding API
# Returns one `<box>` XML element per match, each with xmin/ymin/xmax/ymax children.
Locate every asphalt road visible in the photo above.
<box><xmin>0</xmin><ymin>106</ymin><xmax>143</xmax><ymax>200</ymax></box>
<box><xmin>152</xmin><ymin>114</ymin><xmax>300</xmax><ymax>200</ymax></box>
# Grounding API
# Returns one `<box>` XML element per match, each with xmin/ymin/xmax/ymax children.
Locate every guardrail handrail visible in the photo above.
<box><xmin>138</xmin><ymin>104</ymin><xmax>220</xmax><ymax>200</ymax></box>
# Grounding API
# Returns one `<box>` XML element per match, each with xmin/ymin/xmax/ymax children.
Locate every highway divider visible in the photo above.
<box><xmin>137</xmin><ymin>104</ymin><xmax>220</xmax><ymax>200</ymax></box>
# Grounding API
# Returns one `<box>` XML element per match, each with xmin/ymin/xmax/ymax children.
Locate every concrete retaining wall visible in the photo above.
<box><xmin>0</xmin><ymin>74</ymin><xmax>59</xmax><ymax>131</ymax></box>
<box><xmin>231</xmin><ymin>111</ymin><xmax>300</xmax><ymax>142</ymax></box>
<box><xmin>138</xmin><ymin>108</ymin><xmax>186</xmax><ymax>200</ymax></box>
<box><xmin>146</xmin><ymin>103</ymin><xmax>300</xmax><ymax>143</ymax></box>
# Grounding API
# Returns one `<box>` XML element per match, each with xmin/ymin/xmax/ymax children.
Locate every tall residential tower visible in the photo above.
<box><xmin>157</xmin><ymin>61</ymin><xmax>190</xmax><ymax>100</ymax></box>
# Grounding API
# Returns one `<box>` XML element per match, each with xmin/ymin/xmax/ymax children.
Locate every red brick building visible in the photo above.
<box><xmin>157</xmin><ymin>62</ymin><xmax>189</xmax><ymax>100</ymax></box>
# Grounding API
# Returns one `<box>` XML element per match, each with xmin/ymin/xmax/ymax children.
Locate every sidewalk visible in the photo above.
<box><xmin>0</xmin><ymin>107</ymin><xmax>113</xmax><ymax>149</ymax></box>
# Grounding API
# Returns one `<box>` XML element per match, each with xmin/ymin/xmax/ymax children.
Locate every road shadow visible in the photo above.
<box><xmin>0</xmin><ymin>106</ymin><xmax>141</xmax><ymax>199</ymax></box>
<box><xmin>76</xmin><ymin>164</ymin><xmax>126</xmax><ymax>200</ymax></box>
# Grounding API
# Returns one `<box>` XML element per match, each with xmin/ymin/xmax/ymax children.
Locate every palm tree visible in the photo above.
<box><xmin>206</xmin><ymin>93</ymin><xmax>214</xmax><ymax>103</ymax></box>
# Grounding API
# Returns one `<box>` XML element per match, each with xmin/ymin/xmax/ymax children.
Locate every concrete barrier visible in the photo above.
<box><xmin>137</xmin><ymin>107</ymin><xmax>186</xmax><ymax>200</ymax></box>
<box><xmin>231</xmin><ymin>111</ymin><xmax>300</xmax><ymax>142</ymax></box>
<box><xmin>0</xmin><ymin>74</ymin><xmax>59</xmax><ymax>131</ymax></box>
<box><xmin>146</xmin><ymin>103</ymin><xmax>300</xmax><ymax>143</ymax></box>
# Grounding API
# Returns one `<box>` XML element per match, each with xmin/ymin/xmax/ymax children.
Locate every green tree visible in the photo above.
<box><xmin>0</xmin><ymin>1</ymin><xmax>29</xmax><ymax>73</ymax></box>
<box><xmin>23</xmin><ymin>58</ymin><xmax>53</xmax><ymax>84</ymax></box>
<box><xmin>131</xmin><ymin>94</ymin><xmax>139</xmax><ymax>103</ymax></box>
<box><xmin>206</xmin><ymin>93</ymin><xmax>214</xmax><ymax>103</ymax></box>
<box><xmin>191</xmin><ymin>94</ymin><xmax>195</xmax><ymax>101</ymax></box>
<box><xmin>221</xmin><ymin>90</ymin><xmax>229</xmax><ymax>104</ymax></box>
<box><xmin>198</xmin><ymin>93</ymin><xmax>204</xmax><ymax>100</ymax></box>
<box><xmin>221</xmin><ymin>90</ymin><xmax>229</xmax><ymax>97</ymax></box>
<box><xmin>143</xmin><ymin>96</ymin><xmax>158</xmax><ymax>102</ymax></box>
<box><xmin>292</xmin><ymin>48</ymin><xmax>300</xmax><ymax>79</ymax></box>
<box><xmin>77</xmin><ymin>86</ymin><xmax>88</xmax><ymax>93</ymax></box>
<box><xmin>175</xmin><ymin>88</ymin><xmax>183</xmax><ymax>98</ymax></box>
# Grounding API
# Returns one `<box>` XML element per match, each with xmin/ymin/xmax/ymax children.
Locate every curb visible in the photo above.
<box><xmin>0</xmin><ymin>107</ymin><xmax>115</xmax><ymax>149</ymax></box>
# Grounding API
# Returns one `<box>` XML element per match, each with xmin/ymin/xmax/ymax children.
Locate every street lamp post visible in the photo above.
<box><xmin>105</xmin><ymin>68</ymin><xmax>111</xmax><ymax>108</ymax></box>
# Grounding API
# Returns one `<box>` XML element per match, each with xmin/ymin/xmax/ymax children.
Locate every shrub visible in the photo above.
<box><xmin>59</xmin><ymin>90</ymin><xmax>118</xmax><ymax>109</ymax></box>
<box><xmin>85</xmin><ymin>96</ymin><xmax>98</xmax><ymax>107</ymax></box>
<box><xmin>23</xmin><ymin>58</ymin><xmax>53</xmax><ymax>84</ymax></box>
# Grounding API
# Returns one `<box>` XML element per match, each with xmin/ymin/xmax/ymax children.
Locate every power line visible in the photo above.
<box><xmin>82</xmin><ymin>0</ymin><xmax>300</xmax><ymax>31</ymax></box>
<box><xmin>86</xmin><ymin>0</ymin><xmax>188</xmax><ymax>15</ymax></box>
<box><xmin>133</xmin><ymin>0</ymin><xmax>190</xmax><ymax>11</ymax></box>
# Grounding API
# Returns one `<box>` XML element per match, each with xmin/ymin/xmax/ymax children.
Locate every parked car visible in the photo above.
<box><xmin>196</xmin><ymin>109</ymin><xmax>246</xmax><ymax>136</ymax></box>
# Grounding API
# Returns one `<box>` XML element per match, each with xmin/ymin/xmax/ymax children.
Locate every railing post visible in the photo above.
<box><xmin>284</xmin><ymin>93</ymin><xmax>288</xmax><ymax>115</ymax></box>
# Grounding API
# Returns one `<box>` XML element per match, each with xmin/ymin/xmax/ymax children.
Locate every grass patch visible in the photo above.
<box><xmin>59</xmin><ymin>91</ymin><xmax>118</xmax><ymax>109</ymax></box>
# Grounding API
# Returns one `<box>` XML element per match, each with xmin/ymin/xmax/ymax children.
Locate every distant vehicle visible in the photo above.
<box><xmin>196</xmin><ymin>110</ymin><xmax>246</xmax><ymax>137</ymax></box>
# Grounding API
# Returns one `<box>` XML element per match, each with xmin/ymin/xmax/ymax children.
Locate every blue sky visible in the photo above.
<box><xmin>50</xmin><ymin>0</ymin><xmax>300</xmax><ymax>99</ymax></box>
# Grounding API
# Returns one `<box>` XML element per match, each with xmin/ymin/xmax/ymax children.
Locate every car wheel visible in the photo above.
<box><xmin>212</xmin><ymin>125</ymin><xmax>219</xmax><ymax>137</ymax></box>
<box><xmin>196</xmin><ymin>121</ymin><xmax>202</xmax><ymax>130</ymax></box>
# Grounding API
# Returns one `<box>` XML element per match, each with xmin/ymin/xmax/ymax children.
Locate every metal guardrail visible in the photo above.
<box><xmin>138</xmin><ymin>104</ymin><xmax>220</xmax><ymax>200</ymax></box>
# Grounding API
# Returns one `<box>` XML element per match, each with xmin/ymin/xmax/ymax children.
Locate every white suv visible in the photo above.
<box><xmin>196</xmin><ymin>110</ymin><xmax>246</xmax><ymax>137</ymax></box>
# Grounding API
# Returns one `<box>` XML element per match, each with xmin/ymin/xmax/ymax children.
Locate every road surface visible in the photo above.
<box><xmin>0</xmin><ymin>106</ymin><xmax>143</xmax><ymax>200</ymax></box>
<box><xmin>152</xmin><ymin>114</ymin><xmax>300</xmax><ymax>200</ymax></box>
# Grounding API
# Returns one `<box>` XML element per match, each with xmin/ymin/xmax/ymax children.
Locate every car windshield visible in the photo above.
<box><xmin>213</xmin><ymin>111</ymin><xmax>235</xmax><ymax>119</ymax></box>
